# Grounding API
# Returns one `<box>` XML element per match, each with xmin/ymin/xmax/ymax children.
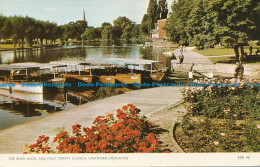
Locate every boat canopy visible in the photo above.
<box><xmin>0</xmin><ymin>64</ymin><xmax>40</xmax><ymax>71</ymax></box>
<box><xmin>85</xmin><ymin>58</ymin><xmax>163</xmax><ymax>66</ymax></box>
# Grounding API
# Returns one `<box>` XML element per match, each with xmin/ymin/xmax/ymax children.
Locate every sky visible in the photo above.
<box><xmin>0</xmin><ymin>0</ymin><xmax>173</xmax><ymax>27</ymax></box>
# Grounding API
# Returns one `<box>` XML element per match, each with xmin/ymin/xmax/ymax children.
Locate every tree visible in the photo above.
<box><xmin>166</xmin><ymin>0</ymin><xmax>260</xmax><ymax>49</ymax></box>
<box><xmin>102</xmin><ymin>25</ymin><xmax>113</xmax><ymax>41</ymax></box>
<box><xmin>158</xmin><ymin>0</ymin><xmax>168</xmax><ymax>19</ymax></box>
<box><xmin>165</xmin><ymin>0</ymin><xmax>192</xmax><ymax>46</ymax></box>
<box><xmin>141</xmin><ymin>0</ymin><xmax>168</xmax><ymax>34</ymax></box>
<box><xmin>24</xmin><ymin>16</ymin><xmax>36</xmax><ymax>46</ymax></box>
<box><xmin>81</xmin><ymin>27</ymin><xmax>96</xmax><ymax>41</ymax></box>
<box><xmin>113</xmin><ymin>16</ymin><xmax>134</xmax><ymax>41</ymax></box>
<box><xmin>132</xmin><ymin>24</ymin><xmax>140</xmax><ymax>39</ymax></box>
<box><xmin>0</xmin><ymin>15</ymin><xmax>12</xmax><ymax>40</ymax></box>
<box><xmin>147</xmin><ymin>0</ymin><xmax>158</xmax><ymax>32</ymax></box>
<box><xmin>140</xmin><ymin>14</ymin><xmax>150</xmax><ymax>34</ymax></box>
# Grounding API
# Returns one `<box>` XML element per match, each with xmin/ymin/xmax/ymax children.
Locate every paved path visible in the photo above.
<box><xmin>148</xmin><ymin>105</ymin><xmax>186</xmax><ymax>153</ymax></box>
<box><xmin>0</xmin><ymin>87</ymin><xmax>182</xmax><ymax>153</ymax></box>
<box><xmin>183</xmin><ymin>47</ymin><xmax>213</xmax><ymax>64</ymax></box>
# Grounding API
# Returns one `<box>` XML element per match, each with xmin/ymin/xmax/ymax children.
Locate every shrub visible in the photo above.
<box><xmin>179</xmin><ymin>118</ymin><xmax>260</xmax><ymax>152</ymax></box>
<box><xmin>183</xmin><ymin>78</ymin><xmax>260</xmax><ymax>120</ymax></box>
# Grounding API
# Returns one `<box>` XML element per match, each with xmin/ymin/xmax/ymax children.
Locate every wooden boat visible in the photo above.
<box><xmin>87</xmin><ymin>62</ymin><xmax>116</xmax><ymax>84</ymax></box>
<box><xmin>115</xmin><ymin>73</ymin><xmax>141</xmax><ymax>84</ymax></box>
<box><xmin>50</xmin><ymin>61</ymin><xmax>96</xmax><ymax>84</ymax></box>
<box><xmin>150</xmin><ymin>72</ymin><xmax>165</xmax><ymax>81</ymax></box>
<box><xmin>99</xmin><ymin>75</ymin><xmax>116</xmax><ymax>84</ymax></box>
<box><xmin>11</xmin><ymin>62</ymin><xmax>67</xmax><ymax>92</ymax></box>
<box><xmin>50</xmin><ymin>64</ymin><xmax>68</xmax><ymax>92</ymax></box>
<box><xmin>106</xmin><ymin>58</ymin><xmax>167</xmax><ymax>82</ymax></box>
<box><xmin>85</xmin><ymin>59</ymin><xmax>141</xmax><ymax>84</ymax></box>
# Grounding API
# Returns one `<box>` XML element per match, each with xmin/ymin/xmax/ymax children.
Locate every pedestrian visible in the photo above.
<box><xmin>249</xmin><ymin>46</ymin><xmax>253</xmax><ymax>56</ymax></box>
<box><xmin>234</xmin><ymin>62</ymin><xmax>244</xmax><ymax>79</ymax></box>
<box><xmin>256</xmin><ymin>48</ymin><xmax>260</xmax><ymax>56</ymax></box>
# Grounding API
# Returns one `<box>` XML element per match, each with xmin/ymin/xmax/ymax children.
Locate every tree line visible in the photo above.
<box><xmin>0</xmin><ymin>0</ymin><xmax>169</xmax><ymax>48</ymax></box>
<box><xmin>0</xmin><ymin>14</ymin><xmax>145</xmax><ymax>48</ymax></box>
<box><xmin>0</xmin><ymin>15</ymin><xmax>90</xmax><ymax>48</ymax></box>
<box><xmin>81</xmin><ymin>16</ymin><xmax>139</xmax><ymax>42</ymax></box>
<box><xmin>165</xmin><ymin>0</ymin><xmax>260</xmax><ymax>49</ymax></box>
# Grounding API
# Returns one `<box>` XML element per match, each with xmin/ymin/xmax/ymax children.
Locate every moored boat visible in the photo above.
<box><xmin>0</xmin><ymin>64</ymin><xmax>44</xmax><ymax>93</ymax></box>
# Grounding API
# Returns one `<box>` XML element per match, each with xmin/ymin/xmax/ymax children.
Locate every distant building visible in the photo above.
<box><xmin>76</xmin><ymin>9</ymin><xmax>88</xmax><ymax>26</ymax></box>
<box><xmin>150</xmin><ymin>19</ymin><xmax>167</xmax><ymax>39</ymax></box>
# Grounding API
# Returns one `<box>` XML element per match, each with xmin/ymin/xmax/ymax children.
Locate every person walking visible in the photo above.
<box><xmin>234</xmin><ymin>62</ymin><xmax>244</xmax><ymax>79</ymax></box>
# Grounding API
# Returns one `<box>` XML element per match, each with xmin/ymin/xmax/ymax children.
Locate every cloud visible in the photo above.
<box><xmin>44</xmin><ymin>7</ymin><xmax>57</xmax><ymax>12</ymax></box>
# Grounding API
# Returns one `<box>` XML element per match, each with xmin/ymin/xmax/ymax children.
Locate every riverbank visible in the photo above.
<box><xmin>0</xmin><ymin>44</ymin><xmax>60</xmax><ymax>51</ymax></box>
<box><xmin>0</xmin><ymin>86</ymin><xmax>182</xmax><ymax>153</ymax></box>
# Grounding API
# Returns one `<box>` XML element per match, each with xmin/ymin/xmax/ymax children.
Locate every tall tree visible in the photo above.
<box><xmin>81</xmin><ymin>27</ymin><xmax>96</xmax><ymax>41</ymax></box>
<box><xmin>166</xmin><ymin>0</ymin><xmax>260</xmax><ymax>49</ymax></box>
<box><xmin>140</xmin><ymin>14</ymin><xmax>150</xmax><ymax>34</ymax></box>
<box><xmin>158</xmin><ymin>0</ymin><xmax>168</xmax><ymax>19</ymax></box>
<box><xmin>113</xmin><ymin>16</ymin><xmax>134</xmax><ymax>41</ymax></box>
<box><xmin>102</xmin><ymin>25</ymin><xmax>113</xmax><ymax>41</ymax></box>
<box><xmin>141</xmin><ymin>0</ymin><xmax>168</xmax><ymax>34</ymax></box>
<box><xmin>165</xmin><ymin>0</ymin><xmax>192</xmax><ymax>46</ymax></box>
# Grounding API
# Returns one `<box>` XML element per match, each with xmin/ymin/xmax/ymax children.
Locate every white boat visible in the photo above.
<box><xmin>0</xmin><ymin>64</ymin><xmax>44</xmax><ymax>93</ymax></box>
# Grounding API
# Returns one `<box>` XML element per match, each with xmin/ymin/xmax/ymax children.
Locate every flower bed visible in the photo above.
<box><xmin>177</xmin><ymin>78</ymin><xmax>260</xmax><ymax>152</ymax></box>
<box><xmin>23</xmin><ymin>104</ymin><xmax>163</xmax><ymax>153</ymax></box>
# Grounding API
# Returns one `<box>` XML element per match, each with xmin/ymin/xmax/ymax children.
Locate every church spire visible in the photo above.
<box><xmin>83</xmin><ymin>9</ymin><xmax>86</xmax><ymax>23</ymax></box>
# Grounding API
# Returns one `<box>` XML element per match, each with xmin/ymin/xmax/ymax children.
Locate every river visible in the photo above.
<box><xmin>0</xmin><ymin>42</ymin><xmax>175</xmax><ymax>130</ymax></box>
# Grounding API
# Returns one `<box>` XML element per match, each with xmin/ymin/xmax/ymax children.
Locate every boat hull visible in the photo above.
<box><xmin>0</xmin><ymin>81</ymin><xmax>43</xmax><ymax>94</ymax></box>
<box><xmin>150</xmin><ymin>73</ymin><xmax>165</xmax><ymax>81</ymax></box>
<box><xmin>99</xmin><ymin>76</ymin><xmax>116</xmax><ymax>84</ymax></box>
<box><xmin>115</xmin><ymin>73</ymin><xmax>141</xmax><ymax>84</ymax></box>
<box><xmin>51</xmin><ymin>78</ymin><xmax>66</xmax><ymax>92</ymax></box>
<box><xmin>62</xmin><ymin>74</ymin><xmax>93</xmax><ymax>83</ymax></box>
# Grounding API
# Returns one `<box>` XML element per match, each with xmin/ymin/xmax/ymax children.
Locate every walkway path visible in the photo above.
<box><xmin>0</xmin><ymin>87</ymin><xmax>183</xmax><ymax>153</ymax></box>
<box><xmin>182</xmin><ymin>47</ymin><xmax>213</xmax><ymax>64</ymax></box>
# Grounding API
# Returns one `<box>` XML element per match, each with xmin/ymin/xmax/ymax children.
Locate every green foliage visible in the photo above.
<box><xmin>0</xmin><ymin>15</ymin><xmax>64</xmax><ymax>47</ymax></box>
<box><xmin>183</xmin><ymin>78</ymin><xmax>260</xmax><ymax>120</ymax></box>
<box><xmin>141</xmin><ymin>0</ymin><xmax>168</xmax><ymax>34</ymax></box>
<box><xmin>81</xmin><ymin>27</ymin><xmax>96</xmax><ymax>41</ymax></box>
<box><xmin>180</xmin><ymin>118</ymin><xmax>260</xmax><ymax>152</ymax></box>
<box><xmin>101</xmin><ymin>25</ymin><xmax>113</xmax><ymax>41</ymax></box>
<box><xmin>113</xmin><ymin>16</ymin><xmax>134</xmax><ymax>41</ymax></box>
<box><xmin>166</xmin><ymin>0</ymin><xmax>260</xmax><ymax>48</ymax></box>
<box><xmin>94</xmin><ymin>87</ymin><xmax>123</xmax><ymax>100</ymax></box>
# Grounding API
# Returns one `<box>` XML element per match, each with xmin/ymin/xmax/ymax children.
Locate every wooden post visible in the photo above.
<box><xmin>79</xmin><ymin>65</ymin><xmax>81</xmax><ymax>76</ymax></box>
<box><xmin>90</xmin><ymin>65</ymin><xmax>92</xmax><ymax>75</ymax></box>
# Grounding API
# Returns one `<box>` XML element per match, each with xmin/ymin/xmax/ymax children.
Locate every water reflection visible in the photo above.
<box><xmin>0</xmin><ymin>42</ymin><xmax>176</xmax><ymax>69</ymax></box>
<box><xmin>0</xmin><ymin>42</ymin><xmax>177</xmax><ymax>130</ymax></box>
<box><xmin>0</xmin><ymin>89</ymin><xmax>89</xmax><ymax>130</ymax></box>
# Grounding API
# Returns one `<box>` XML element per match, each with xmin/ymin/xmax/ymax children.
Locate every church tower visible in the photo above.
<box><xmin>83</xmin><ymin>9</ymin><xmax>86</xmax><ymax>23</ymax></box>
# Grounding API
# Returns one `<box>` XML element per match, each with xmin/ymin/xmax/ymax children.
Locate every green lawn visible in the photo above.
<box><xmin>193</xmin><ymin>46</ymin><xmax>260</xmax><ymax>57</ymax></box>
<box><xmin>0</xmin><ymin>43</ymin><xmax>59</xmax><ymax>51</ymax></box>
<box><xmin>193</xmin><ymin>47</ymin><xmax>235</xmax><ymax>56</ymax></box>
<box><xmin>193</xmin><ymin>46</ymin><xmax>260</xmax><ymax>64</ymax></box>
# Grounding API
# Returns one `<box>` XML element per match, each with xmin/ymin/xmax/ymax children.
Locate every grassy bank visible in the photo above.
<box><xmin>193</xmin><ymin>46</ymin><xmax>260</xmax><ymax>57</ymax></box>
<box><xmin>0</xmin><ymin>44</ymin><xmax>60</xmax><ymax>51</ymax></box>
<box><xmin>175</xmin><ymin>78</ymin><xmax>260</xmax><ymax>152</ymax></box>
<box><xmin>193</xmin><ymin>46</ymin><xmax>260</xmax><ymax>64</ymax></box>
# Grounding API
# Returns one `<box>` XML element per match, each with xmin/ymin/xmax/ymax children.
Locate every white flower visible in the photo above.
<box><xmin>220</xmin><ymin>133</ymin><xmax>226</xmax><ymax>136</ymax></box>
<box><xmin>257</xmin><ymin>125</ymin><xmax>260</xmax><ymax>129</ymax></box>
<box><xmin>214</xmin><ymin>141</ymin><xmax>219</xmax><ymax>145</ymax></box>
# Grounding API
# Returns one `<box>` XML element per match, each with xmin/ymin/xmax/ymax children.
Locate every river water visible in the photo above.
<box><xmin>0</xmin><ymin>42</ymin><xmax>175</xmax><ymax>130</ymax></box>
